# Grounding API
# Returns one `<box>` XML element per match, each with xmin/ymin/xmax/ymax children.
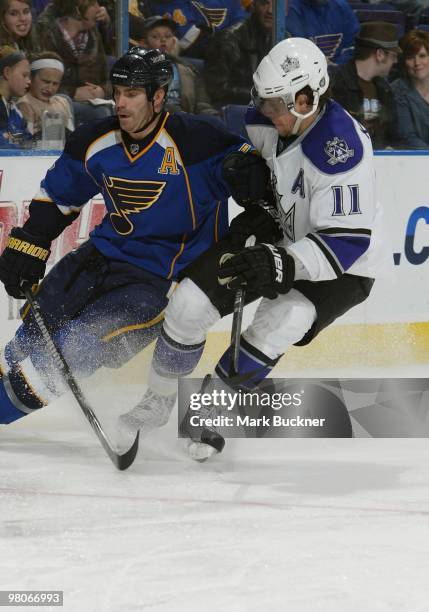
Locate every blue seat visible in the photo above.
<box><xmin>221</xmin><ymin>104</ymin><xmax>248</xmax><ymax>138</ymax></box>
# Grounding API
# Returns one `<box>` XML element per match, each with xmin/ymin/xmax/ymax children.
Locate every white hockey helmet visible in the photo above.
<box><xmin>252</xmin><ymin>37</ymin><xmax>329</xmax><ymax>121</ymax></box>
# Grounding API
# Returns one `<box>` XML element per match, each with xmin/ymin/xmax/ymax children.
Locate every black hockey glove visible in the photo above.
<box><xmin>0</xmin><ymin>227</ymin><xmax>51</xmax><ymax>299</ymax></box>
<box><xmin>229</xmin><ymin>201</ymin><xmax>283</xmax><ymax>247</ymax></box>
<box><xmin>222</xmin><ymin>151</ymin><xmax>270</xmax><ymax>206</ymax></box>
<box><xmin>218</xmin><ymin>243</ymin><xmax>295</xmax><ymax>300</ymax></box>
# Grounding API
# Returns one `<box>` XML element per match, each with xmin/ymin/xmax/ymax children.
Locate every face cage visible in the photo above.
<box><xmin>251</xmin><ymin>85</ymin><xmax>320</xmax><ymax>120</ymax></box>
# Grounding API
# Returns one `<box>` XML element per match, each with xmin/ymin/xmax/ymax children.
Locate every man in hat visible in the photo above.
<box><xmin>330</xmin><ymin>21</ymin><xmax>402</xmax><ymax>148</ymax></box>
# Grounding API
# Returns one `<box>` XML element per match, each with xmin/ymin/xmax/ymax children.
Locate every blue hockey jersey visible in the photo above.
<box><xmin>34</xmin><ymin>111</ymin><xmax>252</xmax><ymax>280</ymax></box>
<box><xmin>286</xmin><ymin>0</ymin><xmax>360</xmax><ymax>65</ymax></box>
<box><xmin>149</xmin><ymin>0</ymin><xmax>246</xmax><ymax>47</ymax></box>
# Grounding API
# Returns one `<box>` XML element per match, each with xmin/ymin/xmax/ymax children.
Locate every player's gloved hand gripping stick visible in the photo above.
<box><xmin>22</xmin><ymin>285</ymin><xmax>139</xmax><ymax>471</ymax></box>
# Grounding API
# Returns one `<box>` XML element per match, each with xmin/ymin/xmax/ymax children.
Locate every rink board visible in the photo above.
<box><xmin>0</xmin><ymin>152</ymin><xmax>428</xmax><ymax>369</ymax></box>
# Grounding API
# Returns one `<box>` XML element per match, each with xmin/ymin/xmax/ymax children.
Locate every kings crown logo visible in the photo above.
<box><xmin>280</xmin><ymin>56</ymin><xmax>300</xmax><ymax>74</ymax></box>
<box><xmin>324</xmin><ymin>137</ymin><xmax>354</xmax><ymax>166</ymax></box>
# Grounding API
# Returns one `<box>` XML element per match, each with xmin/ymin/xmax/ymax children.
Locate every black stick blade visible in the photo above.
<box><xmin>115</xmin><ymin>431</ymin><xmax>140</xmax><ymax>471</ymax></box>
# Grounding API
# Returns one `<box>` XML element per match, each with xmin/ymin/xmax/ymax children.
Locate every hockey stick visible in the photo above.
<box><xmin>179</xmin><ymin>235</ymin><xmax>257</xmax><ymax>449</ymax></box>
<box><xmin>22</xmin><ymin>286</ymin><xmax>139</xmax><ymax>471</ymax></box>
<box><xmin>230</xmin><ymin>287</ymin><xmax>245</xmax><ymax>376</ymax></box>
<box><xmin>229</xmin><ymin>234</ymin><xmax>256</xmax><ymax>376</ymax></box>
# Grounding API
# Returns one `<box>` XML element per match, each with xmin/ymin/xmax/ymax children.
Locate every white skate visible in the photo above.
<box><xmin>117</xmin><ymin>389</ymin><xmax>176</xmax><ymax>448</ymax></box>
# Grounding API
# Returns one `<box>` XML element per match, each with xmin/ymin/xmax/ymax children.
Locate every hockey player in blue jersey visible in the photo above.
<box><xmin>119</xmin><ymin>38</ymin><xmax>389</xmax><ymax>461</ymax></box>
<box><xmin>0</xmin><ymin>46</ymin><xmax>263</xmax><ymax>429</ymax></box>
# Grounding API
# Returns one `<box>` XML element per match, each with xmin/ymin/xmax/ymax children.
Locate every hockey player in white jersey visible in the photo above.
<box><xmin>119</xmin><ymin>38</ymin><xmax>388</xmax><ymax>460</ymax></box>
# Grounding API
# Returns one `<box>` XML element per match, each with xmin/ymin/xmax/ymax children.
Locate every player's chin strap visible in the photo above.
<box><xmin>290</xmin><ymin>91</ymin><xmax>320</xmax><ymax>135</ymax></box>
<box><xmin>291</xmin><ymin>116</ymin><xmax>304</xmax><ymax>136</ymax></box>
<box><xmin>134</xmin><ymin>100</ymin><xmax>164</xmax><ymax>135</ymax></box>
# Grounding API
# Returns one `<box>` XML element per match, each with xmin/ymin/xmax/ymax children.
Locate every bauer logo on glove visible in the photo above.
<box><xmin>265</xmin><ymin>244</ymin><xmax>284</xmax><ymax>283</ymax></box>
<box><xmin>217</xmin><ymin>243</ymin><xmax>295</xmax><ymax>299</ymax></box>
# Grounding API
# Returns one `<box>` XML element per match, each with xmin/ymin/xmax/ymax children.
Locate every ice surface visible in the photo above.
<box><xmin>1</xmin><ymin>365</ymin><xmax>429</xmax><ymax>612</ymax></box>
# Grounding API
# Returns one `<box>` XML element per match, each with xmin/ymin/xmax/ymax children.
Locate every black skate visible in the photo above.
<box><xmin>179</xmin><ymin>375</ymin><xmax>225</xmax><ymax>462</ymax></box>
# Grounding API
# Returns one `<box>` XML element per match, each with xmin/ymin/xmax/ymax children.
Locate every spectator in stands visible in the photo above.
<box><xmin>137</xmin><ymin>15</ymin><xmax>218</xmax><ymax>115</ymax></box>
<box><xmin>285</xmin><ymin>0</ymin><xmax>360</xmax><ymax>65</ymax></box>
<box><xmin>0</xmin><ymin>45</ymin><xmax>32</xmax><ymax>147</ymax></box>
<box><xmin>0</xmin><ymin>0</ymin><xmax>40</xmax><ymax>53</ymax></box>
<box><xmin>36</xmin><ymin>0</ymin><xmax>114</xmax><ymax>125</ymax></box>
<box><xmin>147</xmin><ymin>0</ymin><xmax>247</xmax><ymax>58</ymax></box>
<box><xmin>391</xmin><ymin>29</ymin><xmax>429</xmax><ymax>148</ymax></box>
<box><xmin>204</xmin><ymin>0</ymin><xmax>272</xmax><ymax>107</ymax></box>
<box><xmin>330</xmin><ymin>21</ymin><xmax>402</xmax><ymax>148</ymax></box>
<box><xmin>17</xmin><ymin>51</ymin><xmax>75</xmax><ymax>141</ymax></box>
<box><xmin>94</xmin><ymin>1</ymin><xmax>115</xmax><ymax>56</ymax></box>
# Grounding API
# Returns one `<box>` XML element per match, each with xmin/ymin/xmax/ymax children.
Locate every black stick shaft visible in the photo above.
<box><xmin>22</xmin><ymin>287</ymin><xmax>139</xmax><ymax>470</ymax></box>
<box><xmin>229</xmin><ymin>235</ymin><xmax>255</xmax><ymax>377</ymax></box>
<box><xmin>230</xmin><ymin>287</ymin><xmax>245</xmax><ymax>376</ymax></box>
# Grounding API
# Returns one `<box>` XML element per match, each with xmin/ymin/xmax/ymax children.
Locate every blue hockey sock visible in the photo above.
<box><xmin>215</xmin><ymin>336</ymin><xmax>281</xmax><ymax>391</ymax></box>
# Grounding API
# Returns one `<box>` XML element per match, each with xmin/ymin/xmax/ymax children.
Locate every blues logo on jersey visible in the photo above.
<box><xmin>103</xmin><ymin>176</ymin><xmax>167</xmax><ymax>235</ymax></box>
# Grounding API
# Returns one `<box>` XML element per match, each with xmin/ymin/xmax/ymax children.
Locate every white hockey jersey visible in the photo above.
<box><xmin>245</xmin><ymin>100</ymin><xmax>389</xmax><ymax>281</ymax></box>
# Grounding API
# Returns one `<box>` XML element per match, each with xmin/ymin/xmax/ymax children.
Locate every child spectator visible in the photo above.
<box><xmin>138</xmin><ymin>15</ymin><xmax>219</xmax><ymax>115</ymax></box>
<box><xmin>17</xmin><ymin>51</ymin><xmax>75</xmax><ymax>141</ymax></box>
<box><xmin>0</xmin><ymin>0</ymin><xmax>40</xmax><ymax>53</ymax></box>
<box><xmin>0</xmin><ymin>45</ymin><xmax>32</xmax><ymax>147</ymax></box>
<box><xmin>36</xmin><ymin>0</ymin><xmax>114</xmax><ymax>125</ymax></box>
<box><xmin>392</xmin><ymin>29</ymin><xmax>429</xmax><ymax>148</ymax></box>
